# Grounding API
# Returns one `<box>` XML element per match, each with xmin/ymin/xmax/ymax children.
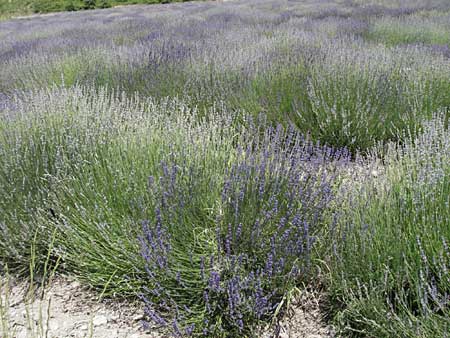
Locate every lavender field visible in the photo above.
<box><xmin>0</xmin><ymin>0</ymin><xmax>449</xmax><ymax>337</ymax></box>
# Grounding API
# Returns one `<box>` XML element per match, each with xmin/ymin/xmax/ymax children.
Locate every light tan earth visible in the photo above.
<box><xmin>0</xmin><ymin>276</ymin><xmax>162</xmax><ymax>338</ymax></box>
<box><xmin>260</xmin><ymin>290</ymin><xmax>336</xmax><ymax>338</ymax></box>
<box><xmin>1</xmin><ymin>276</ymin><xmax>334</xmax><ymax>338</ymax></box>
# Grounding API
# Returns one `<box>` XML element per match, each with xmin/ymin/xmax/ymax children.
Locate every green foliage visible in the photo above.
<box><xmin>32</xmin><ymin>0</ymin><xmax>70</xmax><ymax>13</ymax></box>
<box><xmin>98</xmin><ymin>0</ymin><xmax>111</xmax><ymax>8</ymax></box>
<box><xmin>0</xmin><ymin>85</ymin><xmax>344</xmax><ymax>335</ymax></box>
<box><xmin>1</xmin><ymin>0</ymin><xmax>182</xmax><ymax>16</ymax></box>
<box><xmin>0</xmin><ymin>86</ymin><xmax>239</xmax><ymax>291</ymax></box>
<box><xmin>325</xmin><ymin>115</ymin><xmax>450</xmax><ymax>337</ymax></box>
<box><xmin>83</xmin><ymin>0</ymin><xmax>96</xmax><ymax>10</ymax></box>
<box><xmin>65</xmin><ymin>2</ymin><xmax>77</xmax><ymax>11</ymax></box>
<box><xmin>365</xmin><ymin>15</ymin><xmax>450</xmax><ymax>46</ymax></box>
<box><xmin>1</xmin><ymin>2</ymin><xmax>450</xmax><ymax>337</ymax></box>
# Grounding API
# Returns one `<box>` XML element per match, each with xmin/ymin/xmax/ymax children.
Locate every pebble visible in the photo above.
<box><xmin>133</xmin><ymin>314</ymin><xmax>144</xmax><ymax>321</ymax></box>
<box><xmin>49</xmin><ymin>320</ymin><xmax>60</xmax><ymax>331</ymax></box>
<box><xmin>93</xmin><ymin>314</ymin><xmax>109</xmax><ymax>326</ymax></box>
<box><xmin>71</xmin><ymin>281</ymin><xmax>81</xmax><ymax>289</ymax></box>
<box><xmin>279</xmin><ymin>331</ymin><xmax>289</xmax><ymax>338</ymax></box>
<box><xmin>110</xmin><ymin>313</ymin><xmax>120</xmax><ymax>321</ymax></box>
<box><xmin>128</xmin><ymin>334</ymin><xmax>142</xmax><ymax>338</ymax></box>
<box><xmin>79</xmin><ymin>323</ymin><xmax>89</xmax><ymax>331</ymax></box>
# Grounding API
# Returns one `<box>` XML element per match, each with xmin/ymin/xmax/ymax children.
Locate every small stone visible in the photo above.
<box><xmin>279</xmin><ymin>332</ymin><xmax>289</xmax><ymax>338</ymax></box>
<box><xmin>93</xmin><ymin>315</ymin><xmax>108</xmax><ymax>326</ymax></box>
<box><xmin>79</xmin><ymin>323</ymin><xmax>89</xmax><ymax>331</ymax></box>
<box><xmin>128</xmin><ymin>334</ymin><xmax>141</xmax><ymax>338</ymax></box>
<box><xmin>71</xmin><ymin>281</ymin><xmax>81</xmax><ymax>289</ymax></box>
<box><xmin>15</xmin><ymin>331</ymin><xmax>28</xmax><ymax>338</ymax></box>
<box><xmin>110</xmin><ymin>313</ymin><xmax>120</xmax><ymax>322</ymax></box>
<box><xmin>49</xmin><ymin>320</ymin><xmax>60</xmax><ymax>331</ymax></box>
<box><xmin>132</xmin><ymin>314</ymin><xmax>144</xmax><ymax>322</ymax></box>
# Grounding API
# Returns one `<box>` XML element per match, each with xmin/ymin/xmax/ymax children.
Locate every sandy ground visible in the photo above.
<box><xmin>0</xmin><ymin>276</ymin><xmax>162</xmax><ymax>338</ymax></box>
<box><xmin>260</xmin><ymin>289</ymin><xmax>335</xmax><ymax>338</ymax></box>
<box><xmin>1</xmin><ymin>275</ymin><xmax>334</xmax><ymax>338</ymax></box>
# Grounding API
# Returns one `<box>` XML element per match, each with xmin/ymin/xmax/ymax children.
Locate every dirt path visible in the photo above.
<box><xmin>261</xmin><ymin>290</ymin><xmax>335</xmax><ymax>338</ymax></box>
<box><xmin>0</xmin><ymin>276</ymin><xmax>161</xmax><ymax>338</ymax></box>
<box><xmin>1</xmin><ymin>276</ymin><xmax>334</xmax><ymax>337</ymax></box>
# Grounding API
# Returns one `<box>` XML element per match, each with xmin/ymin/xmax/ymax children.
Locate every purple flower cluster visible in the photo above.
<box><xmin>139</xmin><ymin>123</ymin><xmax>350</xmax><ymax>336</ymax></box>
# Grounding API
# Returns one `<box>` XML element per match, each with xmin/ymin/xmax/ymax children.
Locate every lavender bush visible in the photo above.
<box><xmin>0</xmin><ymin>85</ymin><xmax>238</xmax><ymax>280</ymax></box>
<box><xmin>139</xmin><ymin>124</ymin><xmax>349</xmax><ymax>336</ymax></box>
<box><xmin>327</xmin><ymin>113</ymin><xmax>450</xmax><ymax>337</ymax></box>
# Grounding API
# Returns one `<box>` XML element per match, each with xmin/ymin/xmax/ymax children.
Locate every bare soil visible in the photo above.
<box><xmin>1</xmin><ymin>276</ymin><xmax>334</xmax><ymax>337</ymax></box>
<box><xmin>0</xmin><ymin>276</ymin><xmax>161</xmax><ymax>338</ymax></box>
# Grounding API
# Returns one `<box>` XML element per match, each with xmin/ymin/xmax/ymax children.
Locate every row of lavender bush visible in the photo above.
<box><xmin>1</xmin><ymin>85</ymin><xmax>448</xmax><ymax>336</ymax></box>
<box><xmin>0</xmin><ymin>86</ymin><xmax>349</xmax><ymax>335</ymax></box>
<box><xmin>327</xmin><ymin>113</ymin><xmax>449</xmax><ymax>337</ymax></box>
<box><xmin>1</xmin><ymin>0</ymin><xmax>450</xmax><ymax>151</ymax></box>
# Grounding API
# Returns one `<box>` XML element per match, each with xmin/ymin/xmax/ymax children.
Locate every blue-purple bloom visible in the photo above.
<box><xmin>138</xmin><ymin>122</ymin><xmax>349</xmax><ymax>335</ymax></box>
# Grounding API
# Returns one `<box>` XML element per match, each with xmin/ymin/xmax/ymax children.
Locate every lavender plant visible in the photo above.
<box><xmin>366</xmin><ymin>13</ymin><xmax>450</xmax><ymax>46</ymax></box>
<box><xmin>327</xmin><ymin>113</ymin><xmax>450</xmax><ymax>337</ymax></box>
<box><xmin>0</xmin><ymin>85</ymin><xmax>238</xmax><ymax>282</ymax></box>
<box><xmin>139</xmin><ymin>124</ymin><xmax>350</xmax><ymax>336</ymax></box>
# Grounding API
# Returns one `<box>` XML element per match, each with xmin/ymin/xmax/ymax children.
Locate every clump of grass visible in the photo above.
<box><xmin>0</xmin><ymin>227</ymin><xmax>61</xmax><ymax>338</ymax></box>
<box><xmin>289</xmin><ymin>40</ymin><xmax>450</xmax><ymax>153</ymax></box>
